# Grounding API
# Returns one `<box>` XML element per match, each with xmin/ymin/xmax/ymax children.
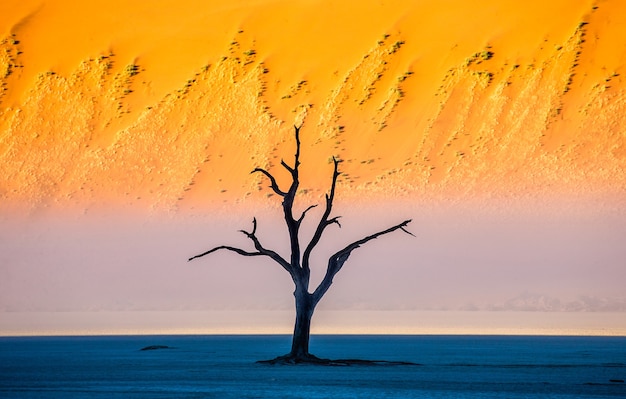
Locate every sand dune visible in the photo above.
<box><xmin>0</xmin><ymin>0</ymin><xmax>624</xmax><ymax>215</ymax></box>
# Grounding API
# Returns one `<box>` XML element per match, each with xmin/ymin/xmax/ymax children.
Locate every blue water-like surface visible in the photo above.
<box><xmin>1</xmin><ymin>335</ymin><xmax>625</xmax><ymax>398</ymax></box>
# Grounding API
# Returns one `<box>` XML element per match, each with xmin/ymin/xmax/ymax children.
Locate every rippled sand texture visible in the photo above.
<box><xmin>1</xmin><ymin>0</ymin><xmax>624</xmax><ymax>214</ymax></box>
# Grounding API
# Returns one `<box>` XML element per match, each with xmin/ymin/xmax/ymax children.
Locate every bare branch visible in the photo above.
<box><xmin>281</xmin><ymin>159</ymin><xmax>295</xmax><ymax>174</ymax></box>
<box><xmin>327</xmin><ymin>216</ymin><xmax>342</xmax><ymax>228</ymax></box>
<box><xmin>251</xmin><ymin>168</ymin><xmax>287</xmax><ymax>197</ymax></box>
<box><xmin>188</xmin><ymin>246</ymin><xmax>263</xmax><ymax>262</ymax></box>
<box><xmin>302</xmin><ymin>157</ymin><xmax>342</xmax><ymax>273</ymax></box>
<box><xmin>400</xmin><ymin>226</ymin><xmax>415</xmax><ymax>237</ymax></box>
<box><xmin>312</xmin><ymin>219</ymin><xmax>413</xmax><ymax>303</ymax></box>
<box><xmin>281</xmin><ymin>126</ymin><xmax>303</xmax><ymax>270</ymax></box>
<box><xmin>293</xmin><ymin>125</ymin><xmax>301</xmax><ymax>170</ymax></box>
<box><xmin>280</xmin><ymin>125</ymin><xmax>302</xmax><ymax>176</ymax></box>
<box><xmin>189</xmin><ymin>218</ymin><xmax>293</xmax><ymax>275</ymax></box>
<box><xmin>238</xmin><ymin>217</ymin><xmax>258</xmax><ymax>237</ymax></box>
<box><xmin>297</xmin><ymin>204</ymin><xmax>318</xmax><ymax>225</ymax></box>
<box><xmin>334</xmin><ymin>219</ymin><xmax>412</xmax><ymax>256</ymax></box>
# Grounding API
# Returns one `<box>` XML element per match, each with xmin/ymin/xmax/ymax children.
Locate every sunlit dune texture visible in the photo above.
<box><xmin>1</xmin><ymin>0</ymin><xmax>624</xmax><ymax>215</ymax></box>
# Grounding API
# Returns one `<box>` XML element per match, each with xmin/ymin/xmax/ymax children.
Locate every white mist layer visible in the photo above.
<box><xmin>1</xmin><ymin>200</ymin><xmax>625</xmax><ymax>336</ymax></box>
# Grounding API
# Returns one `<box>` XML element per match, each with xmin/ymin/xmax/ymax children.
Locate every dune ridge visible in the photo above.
<box><xmin>0</xmin><ymin>0</ymin><xmax>624</xmax><ymax>216</ymax></box>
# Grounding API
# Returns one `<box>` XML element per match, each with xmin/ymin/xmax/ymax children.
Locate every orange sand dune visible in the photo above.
<box><xmin>0</xmin><ymin>0</ymin><xmax>625</xmax><ymax>216</ymax></box>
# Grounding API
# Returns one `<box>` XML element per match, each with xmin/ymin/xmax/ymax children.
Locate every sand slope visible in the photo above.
<box><xmin>0</xmin><ymin>0</ymin><xmax>624</xmax><ymax>215</ymax></box>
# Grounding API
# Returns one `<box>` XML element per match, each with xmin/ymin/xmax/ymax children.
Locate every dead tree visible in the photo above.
<box><xmin>189</xmin><ymin>126</ymin><xmax>412</xmax><ymax>363</ymax></box>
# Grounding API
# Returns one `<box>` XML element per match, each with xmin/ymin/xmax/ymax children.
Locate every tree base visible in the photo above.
<box><xmin>257</xmin><ymin>353</ymin><xmax>419</xmax><ymax>366</ymax></box>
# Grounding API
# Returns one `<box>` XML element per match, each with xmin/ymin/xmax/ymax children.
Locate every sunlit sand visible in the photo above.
<box><xmin>1</xmin><ymin>0</ymin><xmax>624</xmax><ymax>214</ymax></box>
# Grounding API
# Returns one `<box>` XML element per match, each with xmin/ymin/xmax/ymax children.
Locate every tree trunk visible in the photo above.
<box><xmin>290</xmin><ymin>287</ymin><xmax>315</xmax><ymax>358</ymax></box>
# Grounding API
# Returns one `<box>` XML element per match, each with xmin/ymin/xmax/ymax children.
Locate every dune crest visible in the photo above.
<box><xmin>0</xmin><ymin>0</ymin><xmax>624</xmax><ymax>215</ymax></box>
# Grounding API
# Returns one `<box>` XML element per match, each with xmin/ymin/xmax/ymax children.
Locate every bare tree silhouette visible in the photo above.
<box><xmin>189</xmin><ymin>126</ymin><xmax>413</xmax><ymax>364</ymax></box>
